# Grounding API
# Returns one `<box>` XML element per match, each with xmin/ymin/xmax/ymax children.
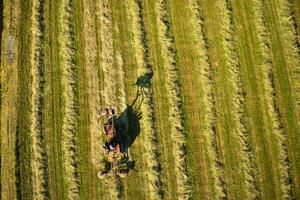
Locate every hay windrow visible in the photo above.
<box><xmin>127</xmin><ymin>0</ymin><xmax>162</xmax><ymax>198</ymax></box>
<box><xmin>30</xmin><ymin>0</ymin><xmax>49</xmax><ymax>199</ymax></box>
<box><xmin>82</xmin><ymin>0</ymin><xmax>102</xmax><ymax>169</ymax></box>
<box><xmin>1</xmin><ymin>1</ymin><xmax>20</xmax><ymax>199</ymax></box>
<box><xmin>99</xmin><ymin>0</ymin><xmax>116</xmax><ymax>107</ymax></box>
<box><xmin>275</xmin><ymin>0</ymin><xmax>300</xmax><ymax>119</ymax></box>
<box><xmin>154</xmin><ymin>0</ymin><xmax>192</xmax><ymax>198</ymax></box>
<box><xmin>97</xmin><ymin>0</ymin><xmax>123</xmax><ymax>198</ymax></box>
<box><xmin>252</xmin><ymin>0</ymin><xmax>293</xmax><ymax>198</ymax></box>
<box><xmin>59</xmin><ymin>0</ymin><xmax>80</xmax><ymax>198</ymax></box>
<box><xmin>215</xmin><ymin>0</ymin><xmax>259</xmax><ymax>198</ymax></box>
<box><xmin>188</xmin><ymin>0</ymin><xmax>231</xmax><ymax>198</ymax></box>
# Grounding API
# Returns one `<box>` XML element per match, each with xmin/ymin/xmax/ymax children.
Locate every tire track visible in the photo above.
<box><xmin>30</xmin><ymin>0</ymin><xmax>49</xmax><ymax>199</ymax></box>
<box><xmin>127</xmin><ymin>0</ymin><xmax>163</xmax><ymax>199</ymax></box>
<box><xmin>154</xmin><ymin>0</ymin><xmax>192</xmax><ymax>198</ymax></box>
<box><xmin>59</xmin><ymin>0</ymin><xmax>80</xmax><ymax>198</ymax></box>
<box><xmin>252</xmin><ymin>0</ymin><xmax>296</xmax><ymax>198</ymax></box>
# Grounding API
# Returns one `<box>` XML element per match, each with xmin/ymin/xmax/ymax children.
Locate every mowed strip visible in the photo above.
<box><xmin>30</xmin><ymin>0</ymin><xmax>50</xmax><ymax>198</ymax></box>
<box><xmin>231</xmin><ymin>0</ymin><xmax>294</xmax><ymax>198</ymax></box>
<box><xmin>141</xmin><ymin>1</ymin><xmax>181</xmax><ymax>199</ymax></box>
<box><xmin>154</xmin><ymin>0</ymin><xmax>192</xmax><ymax>199</ymax></box>
<box><xmin>44</xmin><ymin>0</ymin><xmax>66</xmax><ymax>199</ymax></box>
<box><xmin>125</xmin><ymin>0</ymin><xmax>163</xmax><ymax>199</ymax></box>
<box><xmin>110</xmin><ymin>1</ymin><xmax>146</xmax><ymax>199</ymax></box>
<box><xmin>81</xmin><ymin>0</ymin><xmax>104</xmax><ymax>198</ymax></box>
<box><xmin>167</xmin><ymin>0</ymin><xmax>229</xmax><ymax>198</ymax></box>
<box><xmin>72</xmin><ymin>0</ymin><xmax>97</xmax><ymax>199</ymax></box>
<box><xmin>58</xmin><ymin>0</ymin><xmax>80</xmax><ymax>198</ymax></box>
<box><xmin>16</xmin><ymin>0</ymin><xmax>35</xmax><ymax>199</ymax></box>
<box><xmin>99</xmin><ymin>0</ymin><xmax>122</xmax><ymax>198</ymax></box>
<box><xmin>262</xmin><ymin>0</ymin><xmax>300</xmax><ymax>198</ymax></box>
<box><xmin>291</xmin><ymin>0</ymin><xmax>300</xmax><ymax>43</ymax></box>
<box><xmin>199</xmin><ymin>0</ymin><xmax>260</xmax><ymax>198</ymax></box>
<box><xmin>1</xmin><ymin>0</ymin><xmax>20</xmax><ymax>199</ymax></box>
<box><xmin>82</xmin><ymin>0</ymin><xmax>102</xmax><ymax>171</ymax></box>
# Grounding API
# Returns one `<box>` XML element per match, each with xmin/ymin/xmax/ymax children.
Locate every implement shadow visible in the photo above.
<box><xmin>115</xmin><ymin>71</ymin><xmax>154</xmax><ymax>151</ymax></box>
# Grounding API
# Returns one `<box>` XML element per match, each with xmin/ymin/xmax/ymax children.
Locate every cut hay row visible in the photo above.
<box><xmin>252</xmin><ymin>0</ymin><xmax>295</xmax><ymax>198</ymax></box>
<box><xmin>114</xmin><ymin>51</ymin><xmax>127</xmax><ymax>136</ymax></box>
<box><xmin>187</xmin><ymin>0</ymin><xmax>230</xmax><ymax>198</ymax></box>
<box><xmin>98</xmin><ymin>1</ymin><xmax>122</xmax><ymax>199</ymax></box>
<box><xmin>58</xmin><ymin>0</ymin><xmax>80</xmax><ymax>198</ymax></box>
<box><xmin>29</xmin><ymin>0</ymin><xmax>49</xmax><ymax>199</ymax></box>
<box><xmin>127</xmin><ymin>0</ymin><xmax>163</xmax><ymax>199</ymax></box>
<box><xmin>154</xmin><ymin>0</ymin><xmax>192</xmax><ymax>198</ymax></box>
<box><xmin>273</xmin><ymin>0</ymin><xmax>300</xmax><ymax>124</ymax></box>
<box><xmin>99</xmin><ymin>0</ymin><xmax>117</xmax><ymax>107</ymax></box>
<box><xmin>43</xmin><ymin>0</ymin><xmax>66</xmax><ymax>198</ymax></box>
<box><xmin>0</xmin><ymin>0</ymin><xmax>20</xmax><ymax>199</ymax></box>
<box><xmin>82</xmin><ymin>0</ymin><xmax>102</xmax><ymax>169</ymax></box>
<box><xmin>215</xmin><ymin>0</ymin><xmax>258</xmax><ymax>198</ymax></box>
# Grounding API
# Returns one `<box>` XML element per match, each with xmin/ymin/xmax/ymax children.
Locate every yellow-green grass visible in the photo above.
<box><xmin>111</xmin><ymin>0</ymin><xmax>163</xmax><ymax>199</ymax></box>
<box><xmin>230</xmin><ymin>0</ymin><xmax>296</xmax><ymax>198</ymax></box>
<box><xmin>168</xmin><ymin>0</ymin><xmax>234</xmax><ymax>198</ymax></box>
<box><xmin>262</xmin><ymin>0</ymin><xmax>300</xmax><ymax>198</ymax></box>
<box><xmin>154</xmin><ymin>0</ymin><xmax>192</xmax><ymax>199</ymax></box>
<box><xmin>128</xmin><ymin>0</ymin><xmax>164</xmax><ymax>199</ymax></box>
<box><xmin>1</xmin><ymin>1</ymin><xmax>20</xmax><ymax>199</ymax></box>
<box><xmin>44</xmin><ymin>0</ymin><xmax>67</xmax><ymax>198</ymax></box>
<box><xmin>110</xmin><ymin>1</ymin><xmax>146</xmax><ymax>199</ymax></box>
<box><xmin>1</xmin><ymin>0</ymin><xmax>300</xmax><ymax>199</ymax></box>
<box><xmin>198</xmin><ymin>0</ymin><xmax>262</xmax><ymax>198</ymax></box>
<box><xmin>16</xmin><ymin>0</ymin><xmax>34</xmax><ymax>199</ymax></box>
<box><xmin>291</xmin><ymin>0</ymin><xmax>300</xmax><ymax>43</ymax></box>
<box><xmin>30</xmin><ymin>0</ymin><xmax>50</xmax><ymax>198</ymax></box>
<box><xmin>72</xmin><ymin>0</ymin><xmax>98</xmax><ymax>199</ymax></box>
<box><xmin>142</xmin><ymin>1</ymin><xmax>180</xmax><ymax>199</ymax></box>
<box><xmin>98</xmin><ymin>1</ymin><xmax>123</xmax><ymax>198</ymax></box>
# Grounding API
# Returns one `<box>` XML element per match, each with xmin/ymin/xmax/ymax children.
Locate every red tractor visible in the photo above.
<box><xmin>98</xmin><ymin>108</ymin><xmax>132</xmax><ymax>179</ymax></box>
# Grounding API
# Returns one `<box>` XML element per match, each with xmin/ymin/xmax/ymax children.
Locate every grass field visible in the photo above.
<box><xmin>1</xmin><ymin>0</ymin><xmax>300</xmax><ymax>199</ymax></box>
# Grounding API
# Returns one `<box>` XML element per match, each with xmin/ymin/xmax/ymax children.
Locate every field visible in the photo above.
<box><xmin>1</xmin><ymin>0</ymin><xmax>300</xmax><ymax>199</ymax></box>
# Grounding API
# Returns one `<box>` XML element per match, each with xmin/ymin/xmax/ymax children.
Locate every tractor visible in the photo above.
<box><xmin>97</xmin><ymin>108</ymin><xmax>133</xmax><ymax>179</ymax></box>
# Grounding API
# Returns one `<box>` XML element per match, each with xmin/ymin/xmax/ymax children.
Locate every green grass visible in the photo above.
<box><xmin>262</xmin><ymin>0</ymin><xmax>300</xmax><ymax>198</ymax></box>
<box><xmin>16</xmin><ymin>0</ymin><xmax>33</xmax><ymax>199</ymax></box>
<box><xmin>110</xmin><ymin>1</ymin><xmax>145</xmax><ymax>199</ymax></box>
<box><xmin>1</xmin><ymin>0</ymin><xmax>300</xmax><ymax>199</ymax></box>
<box><xmin>44</xmin><ymin>0</ymin><xmax>67</xmax><ymax>199</ymax></box>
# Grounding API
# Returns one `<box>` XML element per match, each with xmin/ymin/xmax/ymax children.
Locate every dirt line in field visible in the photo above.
<box><xmin>59</xmin><ymin>0</ymin><xmax>80</xmax><ymax>198</ymax></box>
<box><xmin>128</xmin><ymin>0</ymin><xmax>163</xmax><ymax>199</ymax></box>
<box><xmin>154</xmin><ymin>0</ymin><xmax>193</xmax><ymax>198</ymax></box>
<box><xmin>29</xmin><ymin>0</ymin><xmax>50</xmax><ymax>198</ymax></box>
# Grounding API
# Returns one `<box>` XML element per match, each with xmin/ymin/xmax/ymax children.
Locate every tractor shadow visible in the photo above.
<box><xmin>115</xmin><ymin>71</ymin><xmax>154</xmax><ymax>151</ymax></box>
<box><xmin>99</xmin><ymin>72</ymin><xmax>154</xmax><ymax>178</ymax></box>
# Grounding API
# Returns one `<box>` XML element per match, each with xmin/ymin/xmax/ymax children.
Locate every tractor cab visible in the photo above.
<box><xmin>98</xmin><ymin>108</ymin><xmax>132</xmax><ymax>179</ymax></box>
